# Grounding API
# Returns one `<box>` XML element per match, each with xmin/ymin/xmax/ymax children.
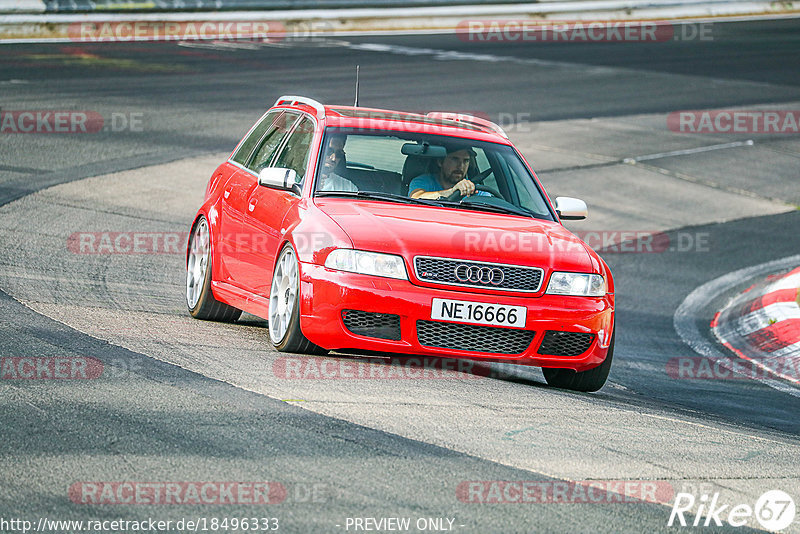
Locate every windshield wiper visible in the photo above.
<box><xmin>437</xmin><ymin>200</ymin><xmax>540</xmax><ymax>219</ymax></box>
<box><xmin>316</xmin><ymin>190</ymin><xmax>443</xmax><ymax>206</ymax></box>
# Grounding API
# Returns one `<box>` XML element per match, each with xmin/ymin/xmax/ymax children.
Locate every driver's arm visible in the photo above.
<box><xmin>410</xmin><ymin>188</ymin><xmax>452</xmax><ymax>200</ymax></box>
<box><xmin>410</xmin><ymin>179</ymin><xmax>475</xmax><ymax>200</ymax></box>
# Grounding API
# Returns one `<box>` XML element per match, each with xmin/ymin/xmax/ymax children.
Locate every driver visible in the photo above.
<box><xmin>318</xmin><ymin>134</ymin><xmax>358</xmax><ymax>192</ymax></box>
<box><xmin>408</xmin><ymin>145</ymin><xmax>489</xmax><ymax>200</ymax></box>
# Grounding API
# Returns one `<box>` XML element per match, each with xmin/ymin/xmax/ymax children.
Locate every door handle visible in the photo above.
<box><xmin>248</xmin><ymin>199</ymin><xmax>258</xmax><ymax>212</ymax></box>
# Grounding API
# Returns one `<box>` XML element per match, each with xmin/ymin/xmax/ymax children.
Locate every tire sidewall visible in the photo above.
<box><xmin>269</xmin><ymin>244</ymin><xmax>302</xmax><ymax>349</ymax></box>
<box><xmin>187</xmin><ymin>216</ymin><xmax>212</xmax><ymax>315</ymax></box>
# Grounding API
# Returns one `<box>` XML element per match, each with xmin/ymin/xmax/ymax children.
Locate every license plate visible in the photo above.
<box><xmin>431</xmin><ymin>298</ymin><xmax>527</xmax><ymax>328</ymax></box>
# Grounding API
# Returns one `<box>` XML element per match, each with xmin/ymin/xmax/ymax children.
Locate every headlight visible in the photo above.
<box><xmin>546</xmin><ymin>272</ymin><xmax>606</xmax><ymax>296</ymax></box>
<box><xmin>324</xmin><ymin>249</ymin><xmax>408</xmax><ymax>280</ymax></box>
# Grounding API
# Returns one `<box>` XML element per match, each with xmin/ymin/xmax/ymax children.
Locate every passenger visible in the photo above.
<box><xmin>408</xmin><ymin>145</ymin><xmax>488</xmax><ymax>200</ymax></box>
<box><xmin>318</xmin><ymin>135</ymin><xmax>358</xmax><ymax>192</ymax></box>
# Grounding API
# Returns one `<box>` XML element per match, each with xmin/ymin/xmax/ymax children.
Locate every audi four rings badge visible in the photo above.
<box><xmin>454</xmin><ymin>265</ymin><xmax>504</xmax><ymax>285</ymax></box>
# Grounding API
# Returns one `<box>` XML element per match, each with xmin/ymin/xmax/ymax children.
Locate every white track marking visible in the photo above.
<box><xmin>623</xmin><ymin>140</ymin><xmax>754</xmax><ymax>163</ymax></box>
<box><xmin>773</xmin><ymin>341</ymin><xmax>800</xmax><ymax>358</ymax></box>
<box><xmin>342</xmin><ymin>41</ymin><xmax>617</xmax><ymax>73</ymax></box>
<box><xmin>769</xmin><ymin>271</ymin><xmax>800</xmax><ymax>292</ymax></box>
<box><xmin>177</xmin><ymin>40</ymin><xmax>263</xmax><ymax>50</ymax></box>
<box><xmin>734</xmin><ymin>302</ymin><xmax>800</xmax><ymax>337</ymax></box>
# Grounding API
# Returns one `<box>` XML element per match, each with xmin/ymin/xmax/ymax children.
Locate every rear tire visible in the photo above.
<box><xmin>542</xmin><ymin>330</ymin><xmax>614</xmax><ymax>392</ymax></box>
<box><xmin>186</xmin><ymin>216</ymin><xmax>242</xmax><ymax>322</ymax></box>
<box><xmin>268</xmin><ymin>244</ymin><xmax>327</xmax><ymax>354</ymax></box>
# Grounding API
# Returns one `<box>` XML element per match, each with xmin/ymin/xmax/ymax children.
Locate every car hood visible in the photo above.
<box><xmin>314</xmin><ymin>199</ymin><xmax>595</xmax><ymax>273</ymax></box>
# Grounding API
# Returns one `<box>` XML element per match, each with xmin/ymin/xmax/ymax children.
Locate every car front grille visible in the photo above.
<box><xmin>342</xmin><ymin>310</ymin><xmax>401</xmax><ymax>341</ymax></box>
<box><xmin>414</xmin><ymin>256</ymin><xmax>543</xmax><ymax>292</ymax></box>
<box><xmin>537</xmin><ymin>331</ymin><xmax>595</xmax><ymax>357</ymax></box>
<box><xmin>416</xmin><ymin>320</ymin><xmax>535</xmax><ymax>354</ymax></box>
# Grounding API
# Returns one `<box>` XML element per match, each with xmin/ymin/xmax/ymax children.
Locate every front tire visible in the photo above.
<box><xmin>542</xmin><ymin>330</ymin><xmax>614</xmax><ymax>392</ymax></box>
<box><xmin>186</xmin><ymin>216</ymin><xmax>242</xmax><ymax>322</ymax></box>
<box><xmin>268</xmin><ymin>244</ymin><xmax>326</xmax><ymax>354</ymax></box>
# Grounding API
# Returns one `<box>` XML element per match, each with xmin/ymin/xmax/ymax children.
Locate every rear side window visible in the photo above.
<box><xmin>247</xmin><ymin>113</ymin><xmax>299</xmax><ymax>172</ymax></box>
<box><xmin>230</xmin><ymin>111</ymin><xmax>281</xmax><ymax>165</ymax></box>
<box><xmin>271</xmin><ymin>115</ymin><xmax>316</xmax><ymax>182</ymax></box>
<box><xmin>343</xmin><ymin>135</ymin><xmax>408</xmax><ymax>172</ymax></box>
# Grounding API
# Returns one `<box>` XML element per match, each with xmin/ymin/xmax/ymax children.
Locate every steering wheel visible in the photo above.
<box><xmin>444</xmin><ymin>184</ymin><xmax>501</xmax><ymax>202</ymax></box>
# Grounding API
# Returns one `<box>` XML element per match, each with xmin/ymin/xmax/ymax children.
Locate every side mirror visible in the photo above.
<box><xmin>554</xmin><ymin>197</ymin><xmax>588</xmax><ymax>220</ymax></box>
<box><xmin>258</xmin><ymin>167</ymin><xmax>298</xmax><ymax>192</ymax></box>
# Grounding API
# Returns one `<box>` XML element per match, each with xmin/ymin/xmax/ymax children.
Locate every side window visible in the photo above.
<box><xmin>504</xmin><ymin>155</ymin><xmax>551</xmax><ymax>216</ymax></box>
<box><xmin>271</xmin><ymin>116</ymin><xmax>316</xmax><ymax>182</ymax></box>
<box><xmin>343</xmin><ymin>135</ymin><xmax>407</xmax><ymax>172</ymax></box>
<box><xmin>473</xmin><ymin>148</ymin><xmax>496</xmax><ymax>187</ymax></box>
<box><xmin>247</xmin><ymin>113</ymin><xmax>299</xmax><ymax>172</ymax></box>
<box><xmin>231</xmin><ymin>111</ymin><xmax>281</xmax><ymax>165</ymax></box>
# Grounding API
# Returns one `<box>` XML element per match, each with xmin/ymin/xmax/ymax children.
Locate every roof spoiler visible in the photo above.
<box><xmin>273</xmin><ymin>95</ymin><xmax>325</xmax><ymax>119</ymax></box>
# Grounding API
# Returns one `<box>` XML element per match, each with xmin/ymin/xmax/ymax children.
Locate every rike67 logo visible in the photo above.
<box><xmin>668</xmin><ymin>490</ymin><xmax>796</xmax><ymax>530</ymax></box>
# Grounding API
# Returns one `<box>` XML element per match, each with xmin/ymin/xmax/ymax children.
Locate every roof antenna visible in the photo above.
<box><xmin>354</xmin><ymin>65</ymin><xmax>360</xmax><ymax>107</ymax></box>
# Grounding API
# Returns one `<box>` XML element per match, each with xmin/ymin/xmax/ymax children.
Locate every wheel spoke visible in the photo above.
<box><xmin>282</xmin><ymin>254</ymin><xmax>291</xmax><ymax>275</ymax></box>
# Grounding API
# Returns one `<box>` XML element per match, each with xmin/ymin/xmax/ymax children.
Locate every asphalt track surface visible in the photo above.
<box><xmin>1</xmin><ymin>18</ymin><xmax>800</xmax><ymax>533</ymax></box>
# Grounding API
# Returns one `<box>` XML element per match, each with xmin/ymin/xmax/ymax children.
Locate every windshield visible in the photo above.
<box><xmin>314</xmin><ymin>128</ymin><xmax>555</xmax><ymax>221</ymax></box>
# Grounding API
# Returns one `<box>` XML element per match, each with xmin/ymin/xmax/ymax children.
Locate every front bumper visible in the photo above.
<box><xmin>299</xmin><ymin>263</ymin><xmax>614</xmax><ymax>372</ymax></box>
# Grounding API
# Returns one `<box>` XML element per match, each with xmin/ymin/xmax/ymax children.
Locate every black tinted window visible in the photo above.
<box><xmin>271</xmin><ymin>116</ymin><xmax>315</xmax><ymax>181</ymax></box>
<box><xmin>247</xmin><ymin>113</ymin><xmax>299</xmax><ymax>172</ymax></box>
<box><xmin>230</xmin><ymin>111</ymin><xmax>281</xmax><ymax>165</ymax></box>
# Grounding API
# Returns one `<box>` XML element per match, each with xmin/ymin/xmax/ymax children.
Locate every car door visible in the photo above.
<box><xmin>228</xmin><ymin>111</ymin><xmax>300</xmax><ymax>288</ymax></box>
<box><xmin>217</xmin><ymin>111</ymin><xmax>284</xmax><ymax>284</ymax></box>
<box><xmin>239</xmin><ymin>113</ymin><xmax>316</xmax><ymax>295</ymax></box>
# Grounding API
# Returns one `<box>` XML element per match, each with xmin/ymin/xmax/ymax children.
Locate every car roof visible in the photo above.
<box><xmin>271</xmin><ymin>95</ymin><xmax>512</xmax><ymax>145</ymax></box>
